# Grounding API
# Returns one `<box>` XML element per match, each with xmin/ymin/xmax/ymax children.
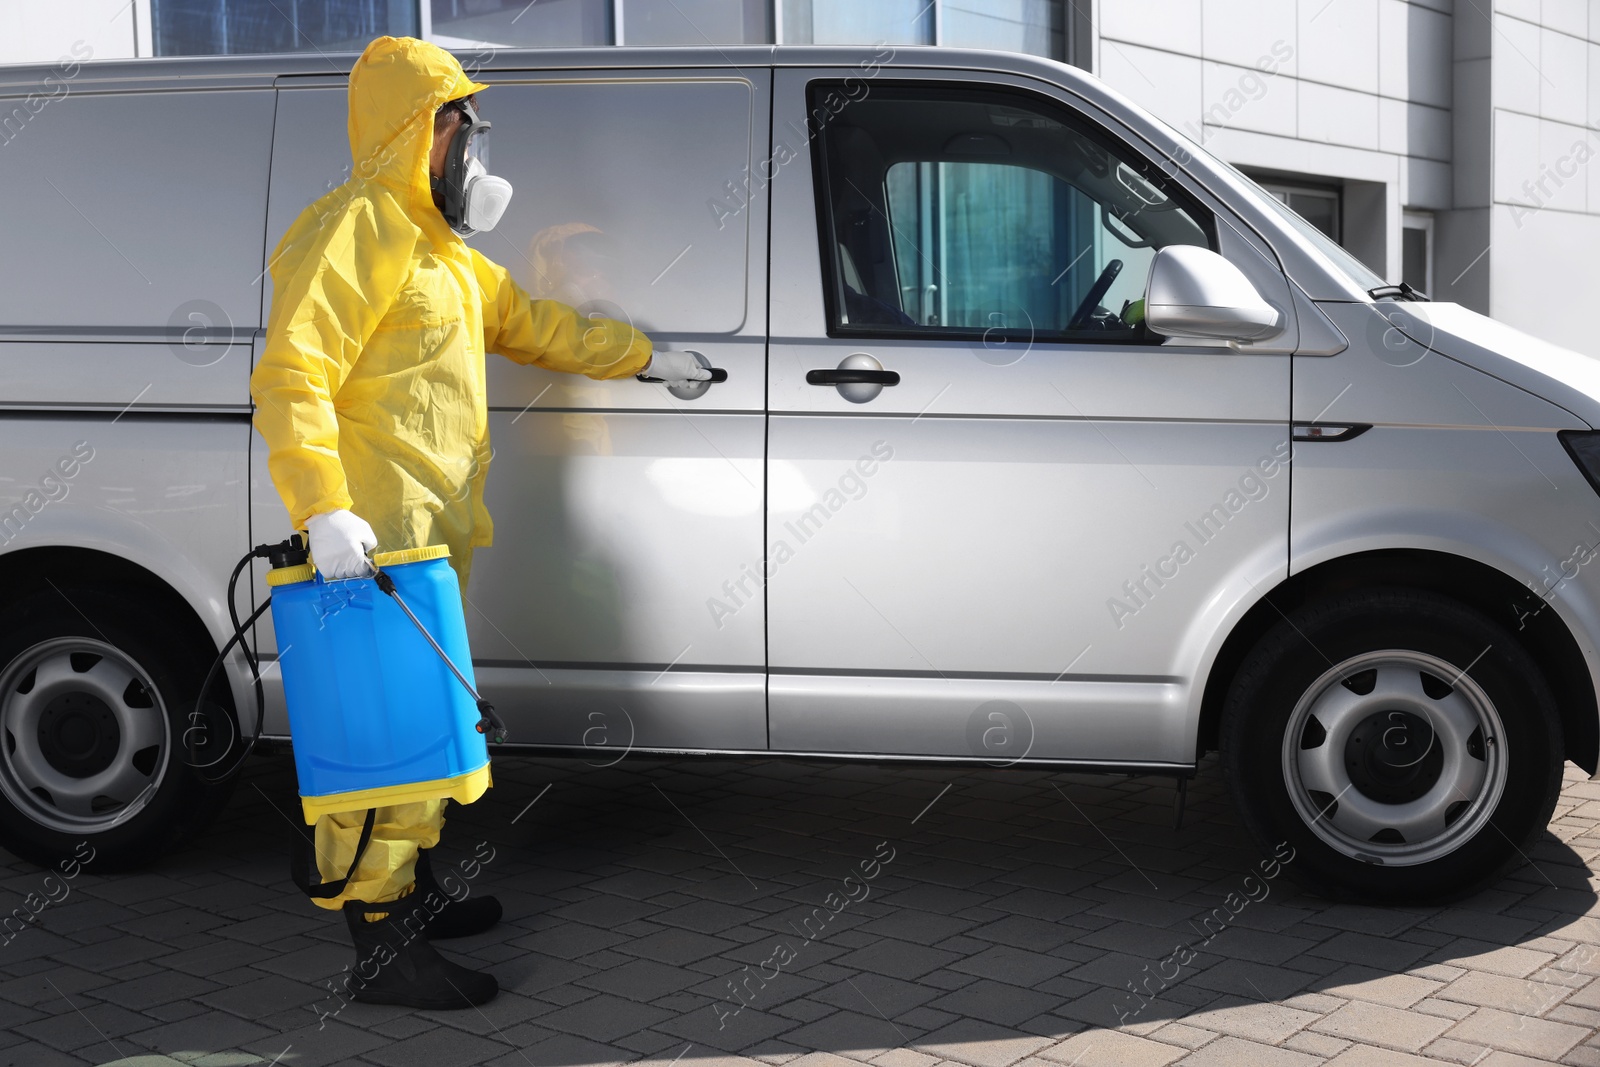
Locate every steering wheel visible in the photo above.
<box><xmin>1067</xmin><ymin>259</ymin><xmax>1124</xmax><ymax>331</ymax></box>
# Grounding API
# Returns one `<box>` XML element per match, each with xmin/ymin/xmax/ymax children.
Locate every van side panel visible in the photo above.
<box><xmin>0</xmin><ymin>88</ymin><xmax>273</xmax><ymax>409</ymax></box>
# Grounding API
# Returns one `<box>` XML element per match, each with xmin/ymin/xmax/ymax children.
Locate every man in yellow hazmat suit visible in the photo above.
<box><xmin>250</xmin><ymin>37</ymin><xmax>708</xmax><ymax>1008</ymax></box>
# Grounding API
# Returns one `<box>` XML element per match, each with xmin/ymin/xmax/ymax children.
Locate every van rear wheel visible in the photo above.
<box><xmin>1221</xmin><ymin>588</ymin><xmax>1562</xmax><ymax>902</ymax></box>
<box><xmin>0</xmin><ymin>586</ymin><xmax>235</xmax><ymax>872</ymax></box>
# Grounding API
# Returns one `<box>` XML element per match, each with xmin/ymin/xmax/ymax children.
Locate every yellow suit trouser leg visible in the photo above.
<box><xmin>310</xmin><ymin>800</ymin><xmax>447</xmax><ymax>910</ymax></box>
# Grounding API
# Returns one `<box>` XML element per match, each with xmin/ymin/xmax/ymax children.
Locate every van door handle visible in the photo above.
<box><xmin>636</xmin><ymin>367</ymin><xmax>728</xmax><ymax>384</ymax></box>
<box><xmin>806</xmin><ymin>368</ymin><xmax>900</xmax><ymax>386</ymax></box>
<box><xmin>808</xmin><ymin>354</ymin><xmax>897</xmax><ymax>403</ymax></box>
<box><xmin>634</xmin><ymin>349</ymin><xmax>726</xmax><ymax>400</ymax></box>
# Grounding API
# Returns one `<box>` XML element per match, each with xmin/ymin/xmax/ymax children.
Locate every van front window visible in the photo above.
<box><xmin>812</xmin><ymin>84</ymin><xmax>1213</xmax><ymax>343</ymax></box>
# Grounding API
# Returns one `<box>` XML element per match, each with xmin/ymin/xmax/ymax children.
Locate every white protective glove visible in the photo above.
<box><xmin>640</xmin><ymin>350</ymin><xmax>712</xmax><ymax>384</ymax></box>
<box><xmin>306</xmin><ymin>509</ymin><xmax>378</xmax><ymax>580</ymax></box>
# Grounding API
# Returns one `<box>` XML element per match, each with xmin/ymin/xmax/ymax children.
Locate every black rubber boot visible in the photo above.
<box><xmin>343</xmin><ymin>896</ymin><xmax>498</xmax><ymax>1008</ymax></box>
<box><xmin>414</xmin><ymin>848</ymin><xmax>502</xmax><ymax>939</ymax></box>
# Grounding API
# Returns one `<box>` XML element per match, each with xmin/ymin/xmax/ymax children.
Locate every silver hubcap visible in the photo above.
<box><xmin>0</xmin><ymin>638</ymin><xmax>169</xmax><ymax>833</ymax></box>
<box><xmin>1281</xmin><ymin>649</ymin><xmax>1506</xmax><ymax>866</ymax></box>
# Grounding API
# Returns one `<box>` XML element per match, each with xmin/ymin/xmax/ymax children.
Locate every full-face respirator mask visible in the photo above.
<box><xmin>431</xmin><ymin>98</ymin><xmax>513</xmax><ymax>237</ymax></box>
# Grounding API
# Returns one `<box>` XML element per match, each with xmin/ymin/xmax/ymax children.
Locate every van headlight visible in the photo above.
<box><xmin>1560</xmin><ymin>431</ymin><xmax>1600</xmax><ymax>494</ymax></box>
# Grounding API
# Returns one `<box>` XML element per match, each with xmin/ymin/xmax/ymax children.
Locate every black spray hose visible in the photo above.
<box><xmin>372</xmin><ymin>569</ymin><xmax>510</xmax><ymax>744</ymax></box>
<box><xmin>190</xmin><ymin>538</ymin><xmax>294</xmax><ymax>783</ymax></box>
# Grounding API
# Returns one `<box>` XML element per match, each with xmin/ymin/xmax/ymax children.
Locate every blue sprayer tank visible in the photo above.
<box><xmin>267</xmin><ymin>545</ymin><xmax>491</xmax><ymax>824</ymax></box>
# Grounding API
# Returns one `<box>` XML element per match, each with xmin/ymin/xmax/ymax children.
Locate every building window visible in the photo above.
<box><xmin>1402</xmin><ymin>211</ymin><xmax>1433</xmax><ymax>296</ymax></box>
<box><xmin>152</xmin><ymin>0</ymin><xmax>417</xmax><ymax>55</ymax></box>
<box><xmin>620</xmin><ymin>0</ymin><xmax>771</xmax><ymax>45</ymax></box>
<box><xmin>783</xmin><ymin>0</ymin><xmax>934</xmax><ymax>45</ymax></box>
<box><xmin>1257</xmin><ymin>180</ymin><xmax>1341</xmax><ymax>244</ymax></box>
<box><xmin>941</xmin><ymin>0</ymin><xmax>1064</xmax><ymax>60</ymax></box>
<box><xmin>429</xmin><ymin>0</ymin><xmax>611</xmax><ymax>47</ymax></box>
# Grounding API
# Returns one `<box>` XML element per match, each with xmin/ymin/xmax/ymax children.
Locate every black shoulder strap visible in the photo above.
<box><xmin>291</xmin><ymin>809</ymin><xmax>377</xmax><ymax>900</ymax></box>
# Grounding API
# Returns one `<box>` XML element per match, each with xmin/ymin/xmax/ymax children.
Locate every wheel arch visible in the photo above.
<box><xmin>1197</xmin><ymin>548</ymin><xmax>1598</xmax><ymax>774</ymax></box>
<box><xmin>0</xmin><ymin>546</ymin><xmax>229</xmax><ymax>703</ymax></box>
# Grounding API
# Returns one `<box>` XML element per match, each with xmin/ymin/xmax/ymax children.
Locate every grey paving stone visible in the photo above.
<box><xmin>126</xmin><ymin>1007</ymin><xmax>279</xmax><ymax>1055</ymax></box>
<box><xmin>46</xmin><ymin>934</ymin><xmax>174</xmax><ymax>973</ymax></box>
<box><xmin>156</xmin><ymin>938</ymin><xmax>278</xmax><ymax>977</ymax></box>
<box><xmin>1311</xmin><ymin>999</ymin><xmax>1452</xmax><ymax>1052</ymax></box>
<box><xmin>365</xmin><ymin>1012</ymin><xmax>441</xmax><ymax>1038</ymax></box>
<box><xmin>615</xmin><ymin>927</ymin><xmax>741</xmax><ymax>966</ymax></box>
<box><xmin>0</xmin><ymin>966</ymin><xmax>111</xmax><ymax>1008</ymax></box>
<box><xmin>654</xmin><ymin>901</ymin><xmax>767</xmax><ymax>935</ymax></box>
<box><xmin>779</xmin><ymin>1009</ymin><xmax>913</xmax><ymax>1057</ymax></box>
<box><xmin>966</xmin><ymin>917</ymin><xmax>1084</xmax><ymax>953</ymax></box>
<box><xmin>1170</xmin><ymin>1035</ymin><xmax>1319</xmax><ymax>1066</ymax></box>
<box><xmin>1184</xmin><ymin>958</ymin><xmax>1313</xmax><ymax>1002</ymax></box>
<box><xmin>913</xmin><ymin>1017</ymin><xmax>1052</xmax><ymax>1067</ymax></box>
<box><xmin>947</xmin><ymin>946</ymin><xmax>1076</xmax><ymax>989</ymax></box>
<box><xmin>200</xmin><ymin>972</ymin><xmax>325</xmax><ymax>1018</ymax></box>
<box><xmin>974</xmin><ymin>890</ymin><xmax>1093</xmax><ymax>925</ymax></box>
<box><xmin>656</xmin><ymin>1000</ymin><xmax>799</xmax><ymax>1052</ymax></box>
<box><xmin>833</xmin><ymin>941</ymin><xmax>960</xmax><ymax>982</ymax></box>
<box><xmin>1301</xmin><ymin>904</ymin><xmax>1426</xmax><ymax>938</ymax></box>
<box><xmin>537</xmin><ymin>991</ymin><xmax>675</xmax><ymax>1042</ymax></box>
<box><xmin>361</xmin><ymin>1025</ymin><xmax>510</xmax><ymax>1066</ymax></box>
<box><xmin>856</xmin><ymin>911</ymin><xmax>976</xmax><ymax>947</ymax></box>
<box><xmin>240</xmin><ymin>1017</ymin><xmax>390</xmax><ymax>1066</ymax></box>
<box><xmin>1436</xmin><ymin>970</ymin><xmax>1573</xmax><ymax>1015</ymax></box>
<box><xmin>1445</xmin><ymin>1006</ymin><xmax>1589</xmax><ymax>1061</ymax></box>
<box><xmin>16</xmin><ymin>1000</ymin><xmax>153</xmax><ymax>1052</ymax></box>
<box><xmin>89</xmin><ymin>970</ymin><xmax>219</xmax><ymax>1011</ymax></box>
<box><xmin>579</xmin><ymin>957</ymin><xmax>701</xmax><ymax>1001</ymax></box>
<box><xmin>549</xmin><ymin>895</ymin><xmax>664</xmax><ymax>928</ymax></box>
<box><xmin>534</xmin><ymin>982</ymin><xmax>601</xmax><ymax>1007</ymax></box>
<box><xmin>812</xmin><ymin>974</ymin><xmax>941</xmax><ymax>1019</ymax></box>
<box><xmin>0</xmin><ymin>1039</ymin><xmax>91</xmax><ymax>1066</ymax></box>
<box><xmin>251</xmin><ymin>940</ymin><xmax>351</xmax><ymax>983</ymax></box>
<box><xmin>510</xmin><ymin>921</ymin><xmax>632</xmax><ymax>961</ymax></box>
<box><xmin>492</xmin><ymin>951</ymin><xmax>596</xmax><ymax>996</ymax></box>
<box><xmin>144</xmin><ymin>999</ymin><xmax>213</xmax><ymax>1024</ymax></box>
<box><xmin>1309</xmin><ymin>931</ymin><xmax>1436</xmax><ymax>971</ymax></box>
<box><xmin>926</xmin><ymin>982</ymin><xmax>1057</xmax><ymax>1029</ymax></box>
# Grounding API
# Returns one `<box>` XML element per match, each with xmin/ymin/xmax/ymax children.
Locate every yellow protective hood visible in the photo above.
<box><xmin>347</xmin><ymin>36</ymin><xmax>488</xmax><ymax>212</ymax></box>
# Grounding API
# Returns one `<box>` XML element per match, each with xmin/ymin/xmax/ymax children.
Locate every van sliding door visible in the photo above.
<box><xmin>261</xmin><ymin>69</ymin><xmax>771</xmax><ymax>751</ymax></box>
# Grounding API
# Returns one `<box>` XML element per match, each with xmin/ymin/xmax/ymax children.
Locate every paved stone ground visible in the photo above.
<box><xmin>0</xmin><ymin>752</ymin><xmax>1597</xmax><ymax>1067</ymax></box>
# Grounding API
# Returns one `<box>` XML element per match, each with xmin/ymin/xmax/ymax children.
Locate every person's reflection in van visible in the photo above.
<box><xmin>529</xmin><ymin>222</ymin><xmax>619</xmax><ymax>306</ymax></box>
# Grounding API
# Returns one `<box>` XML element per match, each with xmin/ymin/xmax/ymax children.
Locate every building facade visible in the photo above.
<box><xmin>1</xmin><ymin>0</ymin><xmax>1594</xmax><ymax>354</ymax></box>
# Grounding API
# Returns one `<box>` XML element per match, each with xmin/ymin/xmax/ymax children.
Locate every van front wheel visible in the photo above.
<box><xmin>1222</xmin><ymin>588</ymin><xmax>1562</xmax><ymax>902</ymax></box>
<box><xmin>0</xmin><ymin>587</ymin><xmax>234</xmax><ymax>872</ymax></box>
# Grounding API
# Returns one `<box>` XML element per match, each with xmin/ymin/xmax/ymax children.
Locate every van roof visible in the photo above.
<box><xmin>0</xmin><ymin>44</ymin><xmax>1086</xmax><ymax>94</ymax></box>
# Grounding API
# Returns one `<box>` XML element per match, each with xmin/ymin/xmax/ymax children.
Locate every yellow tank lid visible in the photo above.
<box><xmin>373</xmin><ymin>544</ymin><xmax>451</xmax><ymax>567</ymax></box>
<box><xmin>266</xmin><ymin>563</ymin><xmax>315</xmax><ymax>587</ymax></box>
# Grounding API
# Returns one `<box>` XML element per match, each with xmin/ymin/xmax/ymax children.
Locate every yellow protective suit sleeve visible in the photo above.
<box><xmin>470</xmin><ymin>248</ymin><xmax>652</xmax><ymax>380</ymax></box>
<box><xmin>251</xmin><ymin>200</ymin><xmax>416</xmax><ymax>531</ymax></box>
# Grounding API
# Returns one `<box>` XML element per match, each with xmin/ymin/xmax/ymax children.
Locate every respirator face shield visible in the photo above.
<box><xmin>431</xmin><ymin>98</ymin><xmax>514</xmax><ymax>237</ymax></box>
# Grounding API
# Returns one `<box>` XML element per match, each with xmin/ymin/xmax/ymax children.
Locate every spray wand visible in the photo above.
<box><xmin>371</xmin><ymin>569</ymin><xmax>509</xmax><ymax>744</ymax></box>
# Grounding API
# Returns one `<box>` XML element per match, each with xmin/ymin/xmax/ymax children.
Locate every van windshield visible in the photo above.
<box><xmin>1164</xmin><ymin>132</ymin><xmax>1389</xmax><ymax>296</ymax></box>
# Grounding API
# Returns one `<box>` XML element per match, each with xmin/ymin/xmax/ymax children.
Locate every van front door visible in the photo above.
<box><xmin>765</xmin><ymin>71</ymin><xmax>1293</xmax><ymax>765</ymax></box>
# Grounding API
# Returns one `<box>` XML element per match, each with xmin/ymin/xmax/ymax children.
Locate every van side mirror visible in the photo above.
<box><xmin>1144</xmin><ymin>245</ymin><xmax>1282</xmax><ymax>342</ymax></box>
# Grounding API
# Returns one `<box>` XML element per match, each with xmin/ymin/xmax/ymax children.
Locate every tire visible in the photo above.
<box><xmin>0</xmin><ymin>585</ymin><xmax>237</xmax><ymax>872</ymax></box>
<box><xmin>1221</xmin><ymin>587</ymin><xmax>1563</xmax><ymax>903</ymax></box>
